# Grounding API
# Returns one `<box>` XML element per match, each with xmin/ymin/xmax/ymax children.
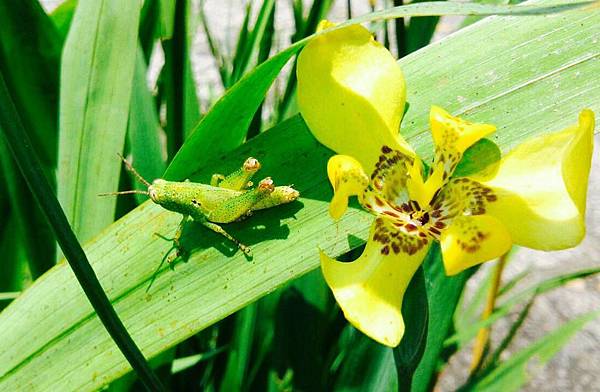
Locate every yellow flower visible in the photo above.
<box><xmin>297</xmin><ymin>22</ymin><xmax>595</xmax><ymax>347</ymax></box>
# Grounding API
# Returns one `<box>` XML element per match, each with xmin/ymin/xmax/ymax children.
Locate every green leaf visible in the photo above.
<box><xmin>445</xmin><ymin>267</ymin><xmax>600</xmax><ymax>348</ymax></box>
<box><xmin>0</xmin><ymin>0</ymin><xmax>61</xmax><ymax>168</ymax></box>
<box><xmin>413</xmin><ymin>246</ymin><xmax>475</xmax><ymax>392</ymax></box>
<box><xmin>0</xmin><ymin>69</ymin><xmax>164</xmax><ymax>392</ymax></box>
<box><xmin>0</xmin><ymin>0</ymin><xmax>63</xmax><ymax>275</ymax></box>
<box><xmin>231</xmin><ymin>0</ymin><xmax>276</xmax><ymax>82</ymax></box>
<box><xmin>405</xmin><ymin>0</ymin><xmax>444</xmax><ymax>54</ymax></box>
<box><xmin>50</xmin><ymin>0</ymin><xmax>78</xmax><ymax>38</ymax></box>
<box><xmin>159</xmin><ymin>0</ymin><xmax>175</xmax><ymax>39</ymax></box>
<box><xmin>1</xmin><ymin>3</ymin><xmax>599</xmax><ymax>390</ymax></box>
<box><xmin>394</xmin><ymin>265</ymin><xmax>429</xmax><ymax>390</ymax></box>
<box><xmin>453</xmin><ymin>139</ymin><xmax>502</xmax><ymax>177</ymax></box>
<box><xmin>163</xmin><ymin>43</ymin><xmax>304</xmax><ymax>180</ymax></box>
<box><xmin>482</xmin><ymin>294</ymin><xmax>537</xmax><ymax>372</ymax></box>
<box><xmin>333</xmin><ymin>327</ymin><xmax>397</xmax><ymax>392</ymax></box>
<box><xmin>468</xmin><ymin>310</ymin><xmax>600</xmax><ymax>392</ymax></box>
<box><xmin>161</xmin><ymin>0</ymin><xmax>200</xmax><ymax>158</ymax></box>
<box><xmin>57</xmin><ymin>0</ymin><xmax>143</xmax><ymax>242</ymax></box>
<box><xmin>127</xmin><ymin>47</ymin><xmax>166</xmax><ymax>204</ymax></box>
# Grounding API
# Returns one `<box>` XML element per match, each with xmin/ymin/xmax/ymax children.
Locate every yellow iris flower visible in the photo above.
<box><xmin>296</xmin><ymin>22</ymin><xmax>595</xmax><ymax>347</ymax></box>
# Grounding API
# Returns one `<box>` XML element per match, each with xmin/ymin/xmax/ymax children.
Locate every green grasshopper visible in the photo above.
<box><xmin>104</xmin><ymin>154</ymin><xmax>299</xmax><ymax>273</ymax></box>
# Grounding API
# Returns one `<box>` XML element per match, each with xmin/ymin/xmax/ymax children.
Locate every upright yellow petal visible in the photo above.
<box><xmin>440</xmin><ymin>215</ymin><xmax>512</xmax><ymax>276</ymax></box>
<box><xmin>430</xmin><ymin>106</ymin><xmax>496</xmax><ymax>181</ymax></box>
<box><xmin>297</xmin><ymin>23</ymin><xmax>413</xmax><ymax>172</ymax></box>
<box><xmin>472</xmin><ymin>110</ymin><xmax>595</xmax><ymax>250</ymax></box>
<box><xmin>327</xmin><ymin>155</ymin><xmax>369</xmax><ymax>220</ymax></box>
<box><xmin>430</xmin><ymin>106</ymin><xmax>496</xmax><ymax>155</ymax></box>
<box><xmin>321</xmin><ymin>217</ymin><xmax>431</xmax><ymax>347</ymax></box>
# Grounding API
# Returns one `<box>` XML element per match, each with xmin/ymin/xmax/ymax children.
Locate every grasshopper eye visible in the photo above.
<box><xmin>243</xmin><ymin>157</ymin><xmax>261</xmax><ymax>172</ymax></box>
<box><xmin>258</xmin><ymin>177</ymin><xmax>274</xmax><ymax>193</ymax></box>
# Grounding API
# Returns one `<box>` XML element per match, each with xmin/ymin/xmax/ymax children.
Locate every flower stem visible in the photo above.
<box><xmin>469</xmin><ymin>252</ymin><xmax>508</xmax><ymax>372</ymax></box>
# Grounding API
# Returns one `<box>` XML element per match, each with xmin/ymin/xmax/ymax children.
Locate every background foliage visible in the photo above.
<box><xmin>0</xmin><ymin>0</ymin><xmax>598</xmax><ymax>391</ymax></box>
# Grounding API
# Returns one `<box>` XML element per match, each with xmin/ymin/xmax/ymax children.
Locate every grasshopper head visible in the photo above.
<box><xmin>148</xmin><ymin>179</ymin><xmax>167</xmax><ymax>204</ymax></box>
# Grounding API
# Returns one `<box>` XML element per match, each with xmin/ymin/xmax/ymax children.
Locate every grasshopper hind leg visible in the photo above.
<box><xmin>200</xmin><ymin>220</ymin><xmax>252</xmax><ymax>256</ymax></box>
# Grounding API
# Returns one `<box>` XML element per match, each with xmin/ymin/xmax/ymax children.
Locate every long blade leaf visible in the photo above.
<box><xmin>57</xmin><ymin>0</ymin><xmax>143</xmax><ymax>242</ymax></box>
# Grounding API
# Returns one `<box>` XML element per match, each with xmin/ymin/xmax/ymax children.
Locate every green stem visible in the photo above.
<box><xmin>470</xmin><ymin>253</ymin><xmax>508</xmax><ymax>373</ymax></box>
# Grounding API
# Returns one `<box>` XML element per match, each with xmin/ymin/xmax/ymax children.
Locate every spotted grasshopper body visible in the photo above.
<box><xmin>105</xmin><ymin>155</ymin><xmax>299</xmax><ymax>285</ymax></box>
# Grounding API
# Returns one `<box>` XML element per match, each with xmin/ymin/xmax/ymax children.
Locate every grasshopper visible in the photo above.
<box><xmin>103</xmin><ymin>155</ymin><xmax>299</xmax><ymax>275</ymax></box>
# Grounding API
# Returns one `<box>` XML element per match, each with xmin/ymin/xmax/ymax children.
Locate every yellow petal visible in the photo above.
<box><xmin>327</xmin><ymin>155</ymin><xmax>369</xmax><ymax>220</ymax></box>
<box><xmin>406</xmin><ymin>159</ymin><xmax>445</xmax><ymax>208</ymax></box>
<box><xmin>321</xmin><ymin>217</ymin><xmax>431</xmax><ymax>347</ymax></box>
<box><xmin>430</xmin><ymin>106</ymin><xmax>496</xmax><ymax>155</ymax></box>
<box><xmin>297</xmin><ymin>22</ymin><xmax>414</xmax><ymax>173</ymax></box>
<box><xmin>472</xmin><ymin>109</ymin><xmax>595</xmax><ymax>250</ymax></box>
<box><xmin>440</xmin><ymin>215</ymin><xmax>512</xmax><ymax>276</ymax></box>
<box><xmin>430</xmin><ymin>106</ymin><xmax>496</xmax><ymax>183</ymax></box>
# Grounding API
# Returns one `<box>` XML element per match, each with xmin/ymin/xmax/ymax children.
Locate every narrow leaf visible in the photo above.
<box><xmin>58</xmin><ymin>0</ymin><xmax>142</xmax><ymax>242</ymax></box>
<box><xmin>469</xmin><ymin>310</ymin><xmax>600</xmax><ymax>392</ymax></box>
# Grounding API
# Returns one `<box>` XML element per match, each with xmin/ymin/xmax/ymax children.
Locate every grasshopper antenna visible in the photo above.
<box><xmin>98</xmin><ymin>190</ymin><xmax>150</xmax><ymax>197</ymax></box>
<box><xmin>117</xmin><ymin>153</ymin><xmax>151</xmax><ymax>187</ymax></box>
<box><xmin>98</xmin><ymin>154</ymin><xmax>152</xmax><ymax>197</ymax></box>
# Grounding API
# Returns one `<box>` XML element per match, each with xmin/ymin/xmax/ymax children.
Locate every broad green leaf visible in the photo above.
<box><xmin>165</xmin><ymin>0</ymin><xmax>593</xmax><ymax>181</ymax></box>
<box><xmin>0</xmin><ymin>3</ymin><xmax>599</xmax><ymax>390</ymax></box>
<box><xmin>163</xmin><ymin>43</ymin><xmax>303</xmax><ymax>180</ymax></box>
<box><xmin>468</xmin><ymin>310</ymin><xmax>600</xmax><ymax>392</ymax></box>
<box><xmin>57</xmin><ymin>0</ymin><xmax>142</xmax><ymax>242</ymax></box>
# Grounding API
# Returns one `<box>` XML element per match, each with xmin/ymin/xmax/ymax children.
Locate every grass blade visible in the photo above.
<box><xmin>0</xmin><ymin>71</ymin><xmax>165</xmax><ymax>392</ymax></box>
<box><xmin>163</xmin><ymin>43</ymin><xmax>303</xmax><ymax>180</ymax></box>
<box><xmin>445</xmin><ymin>267</ymin><xmax>600</xmax><ymax>348</ymax></box>
<box><xmin>468</xmin><ymin>310</ymin><xmax>600</xmax><ymax>392</ymax></box>
<box><xmin>127</xmin><ymin>47</ymin><xmax>167</xmax><ymax>204</ymax></box>
<box><xmin>0</xmin><ymin>0</ymin><xmax>63</xmax><ymax>275</ymax></box>
<box><xmin>58</xmin><ymin>0</ymin><xmax>143</xmax><ymax>243</ymax></box>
